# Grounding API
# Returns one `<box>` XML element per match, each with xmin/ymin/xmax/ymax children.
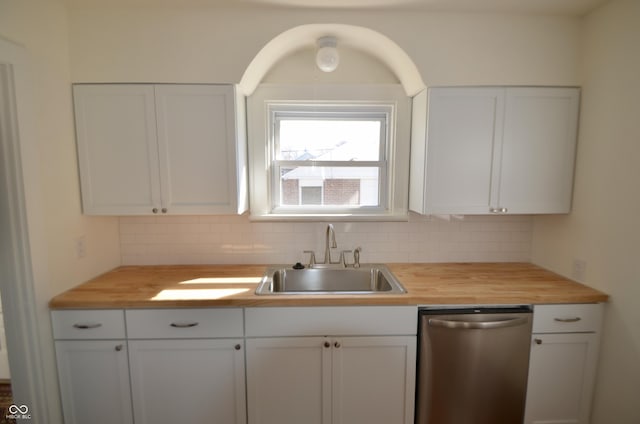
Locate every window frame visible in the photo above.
<box><xmin>247</xmin><ymin>84</ymin><xmax>411</xmax><ymax>221</ymax></box>
<box><xmin>269</xmin><ymin>104</ymin><xmax>391</xmax><ymax>213</ymax></box>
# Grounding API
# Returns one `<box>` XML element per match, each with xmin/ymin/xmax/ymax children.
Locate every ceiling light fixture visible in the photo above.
<box><xmin>315</xmin><ymin>36</ymin><xmax>340</xmax><ymax>73</ymax></box>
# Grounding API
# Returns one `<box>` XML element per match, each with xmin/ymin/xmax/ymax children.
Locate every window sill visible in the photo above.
<box><xmin>248</xmin><ymin>212</ymin><xmax>409</xmax><ymax>222</ymax></box>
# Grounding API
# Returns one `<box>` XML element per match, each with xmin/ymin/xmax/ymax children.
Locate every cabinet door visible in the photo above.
<box><xmin>524</xmin><ymin>333</ymin><xmax>599</xmax><ymax>424</ymax></box>
<box><xmin>246</xmin><ymin>337</ymin><xmax>331</xmax><ymax>424</ymax></box>
<box><xmin>499</xmin><ymin>88</ymin><xmax>579</xmax><ymax>214</ymax></box>
<box><xmin>332</xmin><ymin>336</ymin><xmax>416</xmax><ymax>424</ymax></box>
<box><xmin>55</xmin><ymin>340</ymin><xmax>133</xmax><ymax>424</ymax></box>
<box><xmin>73</xmin><ymin>84</ymin><xmax>161</xmax><ymax>215</ymax></box>
<box><xmin>128</xmin><ymin>339</ymin><xmax>246</xmax><ymax>424</ymax></box>
<box><xmin>155</xmin><ymin>85</ymin><xmax>238</xmax><ymax>214</ymax></box>
<box><xmin>424</xmin><ymin>87</ymin><xmax>505</xmax><ymax>214</ymax></box>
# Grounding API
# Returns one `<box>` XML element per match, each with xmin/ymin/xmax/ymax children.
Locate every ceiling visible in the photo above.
<box><xmin>66</xmin><ymin>0</ymin><xmax>610</xmax><ymax>16</ymax></box>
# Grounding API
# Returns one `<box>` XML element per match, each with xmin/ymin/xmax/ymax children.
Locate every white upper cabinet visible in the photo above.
<box><xmin>410</xmin><ymin>86</ymin><xmax>579</xmax><ymax>215</ymax></box>
<box><xmin>500</xmin><ymin>88</ymin><xmax>579</xmax><ymax>214</ymax></box>
<box><xmin>74</xmin><ymin>85</ymin><xmax>161</xmax><ymax>214</ymax></box>
<box><xmin>73</xmin><ymin>84</ymin><xmax>248</xmax><ymax>215</ymax></box>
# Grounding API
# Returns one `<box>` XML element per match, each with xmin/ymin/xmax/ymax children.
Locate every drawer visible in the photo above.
<box><xmin>245</xmin><ymin>306</ymin><xmax>417</xmax><ymax>337</ymax></box>
<box><xmin>51</xmin><ymin>310</ymin><xmax>126</xmax><ymax>339</ymax></box>
<box><xmin>126</xmin><ymin>308</ymin><xmax>243</xmax><ymax>339</ymax></box>
<box><xmin>533</xmin><ymin>304</ymin><xmax>603</xmax><ymax>333</ymax></box>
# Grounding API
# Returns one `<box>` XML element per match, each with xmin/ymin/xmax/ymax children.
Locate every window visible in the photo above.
<box><xmin>248</xmin><ymin>84</ymin><xmax>411</xmax><ymax>220</ymax></box>
<box><xmin>271</xmin><ymin>106</ymin><xmax>390</xmax><ymax>212</ymax></box>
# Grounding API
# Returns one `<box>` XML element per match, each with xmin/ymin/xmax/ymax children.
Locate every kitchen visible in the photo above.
<box><xmin>0</xmin><ymin>0</ymin><xmax>638</xmax><ymax>423</ymax></box>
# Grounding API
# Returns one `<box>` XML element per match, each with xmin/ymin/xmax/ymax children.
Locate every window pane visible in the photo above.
<box><xmin>279</xmin><ymin>166</ymin><xmax>379</xmax><ymax>207</ymax></box>
<box><xmin>300</xmin><ymin>186</ymin><xmax>322</xmax><ymax>205</ymax></box>
<box><xmin>277</xmin><ymin>120</ymin><xmax>381</xmax><ymax>161</ymax></box>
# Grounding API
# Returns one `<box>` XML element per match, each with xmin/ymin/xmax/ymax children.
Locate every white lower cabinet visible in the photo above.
<box><xmin>128</xmin><ymin>339</ymin><xmax>247</xmax><ymax>424</ymax></box>
<box><xmin>331</xmin><ymin>336</ymin><xmax>416</xmax><ymax>424</ymax></box>
<box><xmin>524</xmin><ymin>304</ymin><xmax>603</xmax><ymax>424</ymax></box>
<box><xmin>125</xmin><ymin>308</ymin><xmax>246</xmax><ymax>424</ymax></box>
<box><xmin>52</xmin><ymin>310</ymin><xmax>133</xmax><ymax>424</ymax></box>
<box><xmin>245</xmin><ymin>306</ymin><xmax>417</xmax><ymax>424</ymax></box>
<box><xmin>53</xmin><ymin>307</ymin><xmax>416</xmax><ymax>424</ymax></box>
<box><xmin>55</xmin><ymin>340</ymin><xmax>133</xmax><ymax>424</ymax></box>
<box><xmin>246</xmin><ymin>336</ymin><xmax>416</xmax><ymax>424</ymax></box>
<box><xmin>246</xmin><ymin>337</ymin><xmax>330</xmax><ymax>424</ymax></box>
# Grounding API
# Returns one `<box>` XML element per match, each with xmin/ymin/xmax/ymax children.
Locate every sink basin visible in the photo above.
<box><xmin>255</xmin><ymin>264</ymin><xmax>406</xmax><ymax>295</ymax></box>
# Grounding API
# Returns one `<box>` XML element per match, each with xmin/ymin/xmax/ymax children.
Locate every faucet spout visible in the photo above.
<box><xmin>324</xmin><ymin>224</ymin><xmax>337</xmax><ymax>264</ymax></box>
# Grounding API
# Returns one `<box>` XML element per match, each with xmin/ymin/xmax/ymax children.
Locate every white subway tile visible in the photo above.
<box><xmin>118</xmin><ymin>215</ymin><xmax>533</xmax><ymax>265</ymax></box>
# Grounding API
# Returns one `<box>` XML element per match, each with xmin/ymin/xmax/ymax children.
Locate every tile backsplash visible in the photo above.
<box><xmin>119</xmin><ymin>213</ymin><xmax>532</xmax><ymax>265</ymax></box>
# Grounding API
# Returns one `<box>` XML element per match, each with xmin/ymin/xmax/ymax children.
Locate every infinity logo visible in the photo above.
<box><xmin>8</xmin><ymin>404</ymin><xmax>29</xmax><ymax>414</ymax></box>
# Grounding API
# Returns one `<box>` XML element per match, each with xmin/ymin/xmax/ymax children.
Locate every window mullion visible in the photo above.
<box><xmin>274</xmin><ymin>160</ymin><xmax>383</xmax><ymax>168</ymax></box>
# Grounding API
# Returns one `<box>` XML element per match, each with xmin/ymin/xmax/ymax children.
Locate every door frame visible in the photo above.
<box><xmin>0</xmin><ymin>35</ymin><xmax>54</xmax><ymax>422</ymax></box>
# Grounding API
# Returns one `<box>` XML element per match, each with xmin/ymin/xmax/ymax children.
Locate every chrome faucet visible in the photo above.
<box><xmin>353</xmin><ymin>247</ymin><xmax>362</xmax><ymax>268</ymax></box>
<box><xmin>323</xmin><ymin>224</ymin><xmax>337</xmax><ymax>264</ymax></box>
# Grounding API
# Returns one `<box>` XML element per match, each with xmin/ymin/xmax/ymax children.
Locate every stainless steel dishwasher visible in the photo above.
<box><xmin>416</xmin><ymin>306</ymin><xmax>533</xmax><ymax>424</ymax></box>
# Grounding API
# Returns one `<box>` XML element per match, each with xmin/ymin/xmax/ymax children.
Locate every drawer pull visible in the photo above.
<box><xmin>170</xmin><ymin>322</ymin><xmax>199</xmax><ymax>328</ymax></box>
<box><xmin>534</xmin><ymin>338</ymin><xmax>543</xmax><ymax>345</ymax></box>
<box><xmin>73</xmin><ymin>323</ymin><xmax>103</xmax><ymax>330</ymax></box>
<box><xmin>554</xmin><ymin>317</ymin><xmax>582</xmax><ymax>323</ymax></box>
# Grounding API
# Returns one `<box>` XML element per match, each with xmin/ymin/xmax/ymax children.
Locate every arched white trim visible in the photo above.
<box><xmin>238</xmin><ymin>24</ymin><xmax>425</xmax><ymax>97</ymax></box>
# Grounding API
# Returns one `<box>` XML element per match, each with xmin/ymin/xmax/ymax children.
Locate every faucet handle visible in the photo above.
<box><xmin>353</xmin><ymin>247</ymin><xmax>362</xmax><ymax>268</ymax></box>
<box><xmin>303</xmin><ymin>250</ymin><xmax>316</xmax><ymax>268</ymax></box>
<box><xmin>339</xmin><ymin>250</ymin><xmax>352</xmax><ymax>268</ymax></box>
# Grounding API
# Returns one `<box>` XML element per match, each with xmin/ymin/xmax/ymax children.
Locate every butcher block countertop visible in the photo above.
<box><xmin>49</xmin><ymin>263</ymin><xmax>608</xmax><ymax>309</ymax></box>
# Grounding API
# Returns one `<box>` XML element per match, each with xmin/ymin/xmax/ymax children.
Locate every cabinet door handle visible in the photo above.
<box><xmin>324</xmin><ymin>341</ymin><xmax>331</xmax><ymax>348</ymax></box>
<box><xmin>490</xmin><ymin>207</ymin><xmax>508</xmax><ymax>213</ymax></box>
<box><xmin>73</xmin><ymin>323</ymin><xmax>102</xmax><ymax>330</ymax></box>
<box><xmin>170</xmin><ymin>322</ymin><xmax>199</xmax><ymax>328</ymax></box>
<box><xmin>234</xmin><ymin>344</ymin><xmax>242</xmax><ymax>351</ymax></box>
<box><xmin>152</xmin><ymin>208</ymin><xmax>158</xmax><ymax>214</ymax></box>
<box><xmin>115</xmin><ymin>344</ymin><xmax>124</xmax><ymax>352</ymax></box>
<box><xmin>554</xmin><ymin>317</ymin><xmax>582</xmax><ymax>323</ymax></box>
<box><xmin>161</xmin><ymin>208</ymin><xmax>168</xmax><ymax>214</ymax></box>
<box><xmin>334</xmin><ymin>341</ymin><xmax>341</xmax><ymax>348</ymax></box>
<box><xmin>534</xmin><ymin>338</ymin><xmax>543</xmax><ymax>345</ymax></box>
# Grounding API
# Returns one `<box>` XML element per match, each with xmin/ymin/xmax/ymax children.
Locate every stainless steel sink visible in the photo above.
<box><xmin>255</xmin><ymin>264</ymin><xmax>406</xmax><ymax>295</ymax></box>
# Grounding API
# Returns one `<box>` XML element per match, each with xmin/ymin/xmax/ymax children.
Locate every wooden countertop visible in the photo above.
<box><xmin>49</xmin><ymin>263</ymin><xmax>608</xmax><ymax>309</ymax></box>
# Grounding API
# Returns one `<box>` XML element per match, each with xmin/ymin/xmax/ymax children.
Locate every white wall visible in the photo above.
<box><xmin>0</xmin><ymin>0</ymin><xmax>121</xmax><ymax>298</ymax></box>
<box><xmin>531</xmin><ymin>1</ymin><xmax>640</xmax><ymax>423</ymax></box>
<box><xmin>68</xmin><ymin>7</ymin><xmax>581</xmax><ymax>86</ymax></box>
<box><xmin>263</xmin><ymin>46</ymin><xmax>399</xmax><ymax>84</ymax></box>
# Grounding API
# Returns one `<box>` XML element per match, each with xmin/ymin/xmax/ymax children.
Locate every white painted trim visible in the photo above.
<box><xmin>238</xmin><ymin>24</ymin><xmax>425</xmax><ymax>97</ymax></box>
<box><xmin>247</xmin><ymin>84</ymin><xmax>411</xmax><ymax>221</ymax></box>
<box><xmin>0</xmin><ymin>36</ymin><xmax>58</xmax><ymax>422</ymax></box>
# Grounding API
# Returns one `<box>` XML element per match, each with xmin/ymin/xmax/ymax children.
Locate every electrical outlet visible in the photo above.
<box><xmin>75</xmin><ymin>236</ymin><xmax>86</xmax><ymax>259</ymax></box>
<box><xmin>572</xmin><ymin>258</ymin><xmax>586</xmax><ymax>281</ymax></box>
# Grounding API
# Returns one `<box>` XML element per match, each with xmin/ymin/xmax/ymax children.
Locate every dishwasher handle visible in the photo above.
<box><xmin>428</xmin><ymin>316</ymin><xmax>529</xmax><ymax>330</ymax></box>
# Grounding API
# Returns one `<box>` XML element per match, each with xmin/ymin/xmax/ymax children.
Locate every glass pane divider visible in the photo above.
<box><xmin>273</xmin><ymin>160</ymin><xmax>384</xmax><ymax>168</ymax></box>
